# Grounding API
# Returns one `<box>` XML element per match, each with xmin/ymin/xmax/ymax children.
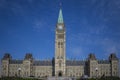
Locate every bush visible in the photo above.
<box><xmin>88</xmin><ymin>76</ymin><xmax>120</xmax><ymax>80</ymax></box>
<box><xmin>0</xmin><ymin>77</ymin><xmax>42</xmax><ymax>80</ymax></box>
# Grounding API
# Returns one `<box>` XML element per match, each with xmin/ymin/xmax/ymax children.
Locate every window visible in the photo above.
<box><xmin>61</xmin><ymin>42</ymin><xmax>63</xmax><ymax>48</ymax></box>
<box><xmin>59</xmin><ymin>62</ymin><xmax>61</xmax><ymax>67</ymax></box>
<box><xmin>59</xmin><ymin>60</ymin><xmax>62</xmax><ymax>68</ymax></box>
<box><xmin>58</xmin><ymin>42</ymin><xmax>60</xmax><ymax>48</ymax></box>
<box><xmin>58</xmin><ymin>35</ymin><xmax>64</xmax><ymax>39</ymax></box>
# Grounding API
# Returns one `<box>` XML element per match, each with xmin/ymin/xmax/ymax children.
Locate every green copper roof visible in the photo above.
<box><xmin>58</xmin><ymin>8</ymin><xmax>64</xmax><ymax>23</ymax></box>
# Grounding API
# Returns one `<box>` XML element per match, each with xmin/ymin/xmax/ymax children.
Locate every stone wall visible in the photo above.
<box><xmin>66</xmin><ymin>66</ymin><xmax>84</xmax><ymax>77</ymax></box>
<box><xmin>33</xmin><ymin>66</ymin><xmax>52</xmax><ymax>77</ymax></box>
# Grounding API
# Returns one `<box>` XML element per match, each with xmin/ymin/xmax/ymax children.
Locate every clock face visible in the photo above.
<box><xmin>58</xmin><ymin>25</ymin><xmax>63</xmax><ymax>30</ymax></box>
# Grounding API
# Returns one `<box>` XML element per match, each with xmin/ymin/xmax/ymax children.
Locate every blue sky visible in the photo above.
<box><xmin>0</xmin><ymin>0</ymin><xmax>120</xmax><ymax>60</ymax></box>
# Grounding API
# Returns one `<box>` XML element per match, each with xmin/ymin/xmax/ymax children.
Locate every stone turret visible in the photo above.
<box><xmin>2</xmin><ymin>53</ymin><xmax>12</xmax><ymax>60</ymax></box>
<box><xmin>119</xmin><ymin>61</ymin><xmax>120</xmax><ymax>78</ymax></box>
<box><xmin>2</xmin><ymin>53</ymin><xmax>12</xmax><ymax>77</ymax></box>
<box><xmin>23</xmin><ymin>53</ymin><xmax>33</xmax><ymax>77</ymax></box>
<box><xmin>109</xmin><ymin>53</ymin><xmax>118</xmax><ymax>61</ymax></box>
<box><xmin>109</xmin><ymin>53</ymin><xmax>119</xmax><ymax>76</ymax></box>
<box><xmin>88</xmin><ymin>53</ymin><xmax>98</xmax><ymax>78</ymax></box>
<box><xmin>88</xmin><ymin>53</ymin><xmax>96</xmax><ymax>60</ymax></box>
<box><xmin>24</xmin><ymin>53</ymin><xmax>33</xmax><ymax>60</ymax></box>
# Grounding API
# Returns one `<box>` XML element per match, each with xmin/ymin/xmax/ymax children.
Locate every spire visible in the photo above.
<box><xmin>58</xmin><ymin>8</ymin><xmax>64</xmax><ymax>24</ymax></box>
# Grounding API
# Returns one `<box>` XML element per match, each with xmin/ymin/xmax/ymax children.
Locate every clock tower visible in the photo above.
<box><xmin>55</xmin><ymin>8</ymin><xmax>66</xmax><ymax>77</ymax></box>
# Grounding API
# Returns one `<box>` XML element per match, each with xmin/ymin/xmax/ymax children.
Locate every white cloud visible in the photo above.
<box><xmin>70</xmin><ymin>47</ymin><xmax>83</xmax><ymax>56</ymax></box>
<box><xmin>101</xmin><ymin>38</ymin><xmax>120</xmax><ymax>57</ymax></box>
<box><xmin>32</xmin><ymin>20</ymin><xmax>47</xmax><ymax>32</ymax></box>
<box><xmin>0</xmin><ymin>0</ymin><xmax>26</xmax><ymax>16</ymax></box>
<box><xmin>67</xmin><ymin>29</ymin><xmax>120</xmax><ymax>59</ymax></box>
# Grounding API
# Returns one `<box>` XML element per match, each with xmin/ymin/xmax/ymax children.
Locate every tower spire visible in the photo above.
<box><xmin>58</xmin><ymin>2</ymin><xmax>64</xmax><ymax>24</ymax></box>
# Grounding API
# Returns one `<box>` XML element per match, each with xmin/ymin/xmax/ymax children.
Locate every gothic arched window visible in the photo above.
<box><xmin>59</xmin><ymin>60</ymin><xmax>62</xmax><ymax>68</ymax></box>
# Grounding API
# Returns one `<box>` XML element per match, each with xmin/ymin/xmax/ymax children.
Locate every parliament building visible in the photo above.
<box><xmin>1</xmin><ymin>8</ymin><xmax>119</xmax><ymax>78</ymax></box>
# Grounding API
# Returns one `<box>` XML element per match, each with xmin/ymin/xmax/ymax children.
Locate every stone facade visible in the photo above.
<box><xmin>0</xmin><ymin>61</ymin><xmax>1</xmax><ymax>78</ymax></box>
<box><xmin>55</xmin><ymin>8</ymin><xmax>66</xmax><ymax>77</ymax></box>
<box><xmin>1</xmin><ymin>8</ymin><xmax>119</xmax><ymax>78</ymax></box>
<box><xmin>118</xmin><ymin>59</ymin><xmax>120</xmax><ymax>77</ymax></box>
<box><xmin>87</xmin><ymin>54</ymin><xmax>119</xmax><ymax>78</ymax></box>
<box><xmin>1</xmin><ymin>53</ymin><xmax>119</xmax><ymax>78</ymax></box>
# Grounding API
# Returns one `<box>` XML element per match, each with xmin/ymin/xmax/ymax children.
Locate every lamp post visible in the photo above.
<box><xmin>18</xmin><ymin>68</ymin><xmax>21</xmax><ymax>77</ymax></box>
<box><xmin>95</xmin><ymin>67</ymin><xmax>98</xmax><ymax>79</ymax></box>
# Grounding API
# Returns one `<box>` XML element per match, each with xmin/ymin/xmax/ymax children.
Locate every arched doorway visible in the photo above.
<box><xmin>58</xmin><ymin>71</ymin><xmax>62</xmax><ymax>77</ymax></box>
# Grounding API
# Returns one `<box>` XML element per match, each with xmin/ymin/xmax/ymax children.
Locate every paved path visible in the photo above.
<box><xmin>47</xmin><ymin>77</ymin><xmax>76</xmax><ymax>80</ymax></box>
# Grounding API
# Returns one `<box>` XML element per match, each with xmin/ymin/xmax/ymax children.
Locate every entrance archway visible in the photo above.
<box><xmin>58</xmin><ymin>71</ymin><xmax>62</xmax><ymax>77</ymax></box>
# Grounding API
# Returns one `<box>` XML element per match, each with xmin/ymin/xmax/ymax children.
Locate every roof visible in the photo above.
<box><xmin>58</xmin><ymin>8</ymin><xmax>64</xmax><ymax>23</ymax></box>
<box><xmin>10</xmin><ymin>60</ymin><xmax>23</xmax><ymax>64</ymax></box>
<box><xmin>98</xmin><ymin>60</ymin><xmax>110</xmax><ymax>64</ymax></box>
<box><xmin>66</xmin><ymin>60</ymin><xmax>85</xmax><ymax>66</ymax></box>
<box><xmin>33</xmin><ymin>60</ymin><xmax>52</xmax><ymax>66</ymax></box>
